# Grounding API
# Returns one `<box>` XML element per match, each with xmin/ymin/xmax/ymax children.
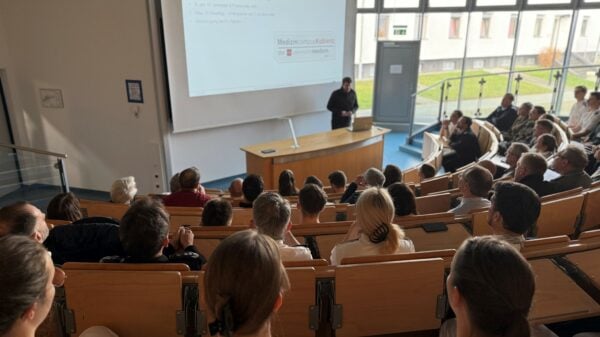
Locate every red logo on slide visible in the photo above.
<box><xmin>286</xmin><ymin>49</ymin><xmax>292</xmax><ymax>56</ymax></box>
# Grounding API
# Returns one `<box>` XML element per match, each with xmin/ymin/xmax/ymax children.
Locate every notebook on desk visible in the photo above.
<box><xmin>347</xmin><ymin>116</ymin><xmax>373</xmax><ymax>132</ymax></box>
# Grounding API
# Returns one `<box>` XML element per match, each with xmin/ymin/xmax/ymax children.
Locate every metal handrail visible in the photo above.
<box><xmin>0</xmin><ymin>142</ymin><xmax>67</xmax><ymax>158</ymax></box>
<box><xmin>406</xmin><ymin>63</ymin><xmax>600</xmax><ymax>144</ymax></box>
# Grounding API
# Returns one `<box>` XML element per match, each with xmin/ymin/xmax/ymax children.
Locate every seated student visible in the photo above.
<box><xmin>449</xmin><ymin>166</ymin><xmax>493</xmax><ymax>215</ymax></box>
<box><xmin>440</xmin><ymin>109</ymin><xmax>463</xmax><ymax>140</ymax></box>
<box><xmin>239</xmin><ymin>174</ymin><xmax>264</xmax><ymax>208</ymax></box>
<box><xmin>477</xmin><ymin>159</ymin><xmax>498</xmax><ymax>178</ymax></box>
<box><xmin>419</xmin><ymin>163</ymin><xmax>436</xmax><ymax>181</ymax></box>
<box><xmin>572</xmin><ymin>91</ymin><xmax>600</xmax><ymax>140</ymax></box>
<box><xmin>163</xmin><ymin>167</ymin><xmax>210</xmax><ymax>207</ymax></box>
<box><xmin>340</xmin><ymin>167</ymin><xmax>386</xmax><ymax>204</ymax></box>
<box><xmin>550</xmin><ymin>145</ymin><xmax>592</xmax><ymax>192</ymax></box>
<box><xmin>488</xmin><ymin>182</ymin><xmax>541</xmax><ymax>248</ymax></box>
<box><xmin>515</xmin><ymin>153</ymin><xmax>555</xmax><ymax>197</ymax></box>
<box><xmin>0</xmin><ymin>202</ymin><xmax>49</xmax><ymax>243</ymax></box>
<box><xmin>441</xmin><ymin>236</ymin><xmax>551</xmax><ymax>337</ymax></box>
<box><xmin>328</xmin><ymin>170</ymin><xmax>347</xmax><ymax>193</ymax></box>
<box><xmin>485</xmin><ymin>93</ymin><xmax>518</xmax><ymax>132</ymax></box>
<box><xmin>330</xmin><ymin>187</ymin><xmax>415</xmax><ymax>265</ymax></box>
<box><xmin>529</xmin><ymin>119</ymin><xmax>554</xmax><ymax>148</ymax></box>
<box><xmin>568</xmin><ymin>85</ymin><xmax>589</xmax><ymax>131</ymax></box>
<box><xmin>46</xmin><ymin>192</ymin><xmax>82</xmax><ymax>222</ymax></box>
<box><xmin>501</xmin><ymin>142</ymin><xmax>530</xmax><ymax>179</ymax></box>
<box><xmin>442</xmin><ymin>116</ymin><xmax>481</xmax><ymax>173</ymax></box>
<box><xmin>201</xmin><ymin>199</ymin><xmax>233</xmax><ymax>226</ymax></box>
<box><xmin>101</xmin><ymin>198</ymin><xmax>206</xmax><ymax>270</ymax></box>
<box><xmin>110</xmin><ymin>176</ymin><xmax>137</xmax><ymax>204</ymax></box>
<box><xmin>278</xmin><ymin>169</ymin><xmax>299</xmax><ymax>197</ymax></box>
<box><xmin>0</xmin><ymin>235</ymin><xmax>59</xmax><ymax>337</ymax></box>
<box><xmin>169</xmin><ymin>172</ymin><xmax>181</xmax><ymax>193</ymax></box>
<box><xmin>304</xmin><ymin>175</ymin><xmax>324</xmax><ymax>188</ymax></box>
<box><xmin>253</xmin><ymin>192</ymin><xmax>312</xmax><ymax>261</ymax></box>
<box><xmin>297</xmin><ymin>184</ymin><xmax>327</xmax><ymax>225</ymax></box>
<box><xmin>205</xmin><ymin>230</ymin><xmax>290</xmax><ymax>337</ymax></box>
<box><xmin>387</xmin><ymin>182</ymin><xmax>417</xmax><ymax>218</ymax></box>
<box><xmin>383</xmin><ymin>164</ymin><xmax>402</xmax><ymax>188</ymax></box>
<box><xmin>228</xmin><ymin>178</ymin><xmax>243</xmax><ymax>198</ymax></box>
<box><xmin>534</xmin><ymin>133</ymin><xmax>558</xmax><ymax>159</ymax></box>
<box><xmin>503</xmin><ymin>102</ymin><xmax>534</xmax><ymax>142</ymax></box>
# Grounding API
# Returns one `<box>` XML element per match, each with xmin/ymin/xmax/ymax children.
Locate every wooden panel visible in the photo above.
<box><xmin>581</xmin><ymin>188</ymin><xmax>600</xmax><ymax>232</ymax></box>
<box><xmin>316</xmin><ymin>233</ymin><xmax>347</xmax><ymax>262</ymax></box>
<box><xmin>529</xmin><ymin>259</ymin><xmax>600</xmax><ymax>324</ymax></box>
<box><xmin>403</xmin><ymin>167</ymin><xmax>421</xmax><ymax>184</ymax></box>
<box><xmin>79</xmin><ymin>200</ymin><xmax>128</xmax><ymax>220</ymax></box>
<box><xmin>537</xmin><ymin>195</ymin><xmax>585</xmax><ymax>238</ymax></box>
<box><xmin>419</xmin><ymin>175</ymin><xmax>451</xmax><ymax>196</ymax></box>
<box><xmin>272</xmin><ymin>268</ymin><xmax>317</xmax><ymax>337</ymax></box>
<box><xmin>340</xmin><ymin>249</ymin><xmax>455</xmax><ymax>269</ymax></box>
<box><xmin>566</xmin><ymin>249</ymin><xmax>600</xmax><ymax>289</ymax></box>
<box><xmin>335</xmin><ymin>259</ymin><xmax>444</xmax><ymax>336</ymax></box>
<box><xmin>416</xmin><ymin>193</ymin><xmax>451</xmax><ymax>214</ymax></box>
<box><xmin>272</xmin><ymin>140</ymin><xmax>384</xmax><ymax>192</ymax></box>
<box><xmin>405</xmin><ymin>223</ymin><xmax>470</xmax><ymax>252</ymax></box>
<box><xmin>231</xmin><ymin>208</ymin><xmax>254</xmax><ymax>226</ymax></box>
<box><xmin>65</xmin><ymin>270</ymin><xmax>182</xmax><ymax>337</ymax></box>
<box><xmin>472</xmin><ymin>211</ymin><xmax>493</xmax><ymax>236</ymax></box>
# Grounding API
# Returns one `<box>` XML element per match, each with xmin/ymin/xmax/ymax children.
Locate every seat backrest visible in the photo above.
<box><xmin>170</xmin><ymin>215</ymin><xmax>202</xmax><ymax>233</ymax></box>
<box><xmin>521</xmin><ymin>235</ymin><xmax>573</xmax><ymax>259</ymax></box>
<box><xmin>578</xmin><ymin>229</ymin><xmax>600</xmax><ymax>249</ymax></box>
<box><xmin>292</xmin><ymin>221</ymin><xmax>352</xmax><ymax>261</ymax></box>
<box><xmin>231</xmin><ymin>208</ymin><xmax>254</xmax><ymax>226</ymax></box>
<box><xmin>395</xmin><ymin>212</ymin><xmax>456</xmax><ymax>229</ymax></box>
<box><xmin>79</xmin><ymin>200</ymin><xmax>128</xmax><ymax>220</ymax></box>
<box><xmin>580</xmin><ymin>187</ymin><xmax>600</xmax><ymax>233</ymax></box>
<box><xmin>334</xmin><ymin>258</ymin><xmax>445</xmax><ymax>336</ymax></box>
<box><xmin>471</xmin><ymin>210</ymin><xmax>493</xmax><ymax>236</ymax></box>
<box><xmin>404</xmin><ymin>223</ymin><xmax>470</xmax><ymax>253</ymax></box>
<box><xmin>191</xmin><ymin>226</ymin><xmax>248</xmax><ymax>259</ymax></box>
<box><xmin>402</xmin><ymin>167</ymin><xmax>421</xmax><ymax>184</ymax></box>
<box><xmin>416</xmin><ymin>193</ymin><xmax>451</xmax><ymax>214</ymax></box>
<box><xmin>536</xmin><ymin>194</ymin><xmax>585</xmax><ymax>238</ymax></box>
<box><xmin>340</xmin><ymin>249</ymin><xmax>455</xmax><ymax>268</ymax></box>
<box><xmin>165</xmin><ymin>206</ymin><xmax>203</xmax><ymax>216</ymax></box>
<box><xmin>540</xmin><ymin>187</ymin><xmax>584</xmax><ymax>202</ymax></box>
<box><xmin>63</xmin><ymin>264</ymin><xmax>184</xmax><ymax>337</ymax></box>
<box><xmin>419</xmin><ymin>175</ymin><xmax>451</xmax><ymax>196</ymax></box>
<box><xmin>272</xmin><ymin>267</ymin><xmax>318</xmax><ymax>337</ymax></box>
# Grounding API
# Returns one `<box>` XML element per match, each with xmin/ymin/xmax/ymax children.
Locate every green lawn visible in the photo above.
<box><xmin>355</xmin><ymin>69</ymin><xmax>552</xmax><ymax>110</ymax></box>
<box><xmin>516</xmin><ymin>66</ymin><xmax>596</xmax><ymax>89</ymax></box>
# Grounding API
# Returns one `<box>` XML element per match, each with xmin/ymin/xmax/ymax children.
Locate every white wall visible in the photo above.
<box><xmin>0</xmin><ymin>0</ymin><xmax>166</xmax><ymax>193</ymax></box>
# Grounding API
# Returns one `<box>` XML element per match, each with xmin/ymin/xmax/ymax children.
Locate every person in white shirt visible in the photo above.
<box><xmin>252</xmin><ymin>192</ymin><xmax>313</xmax><ymax>261</ymax></box>
<box><xmin>449</xmin><ymin>165</ymin><xmax>493</xmax><ymax>216</ymax></box>
<box><xmin>573</xmin><ymin>92</ymin><xmax>600</xmax><ymax>140</ymax></box>
<box><xmin>440</xmin><ymin>109</ymin><xmax>463</xmax><ymax>141</ymax></box>
<box><xmin>568</xmin><ymin>86</ymin><xmax>588</xmax><ymax>132</ymax></box>
<box><xmin>330</xmin><ymin>187</ymin><xmax>415</xmax><ymax>265</ymax></box>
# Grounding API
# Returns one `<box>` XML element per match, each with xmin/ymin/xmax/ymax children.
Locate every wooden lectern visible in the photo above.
<box><xmin>241</xmin><ymin>127</ymin><xmax>390</xmax><ymax>189</ymax></box>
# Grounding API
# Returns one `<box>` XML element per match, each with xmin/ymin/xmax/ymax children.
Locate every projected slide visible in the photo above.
<box><xmin>182</xmin><ymin>0</ymin><xmax>346</xmax><ymax>97</ymax></box>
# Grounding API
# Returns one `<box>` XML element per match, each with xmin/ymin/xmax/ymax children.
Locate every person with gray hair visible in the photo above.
<box><xmin>550</xmin><ymin>145</ymin><xmax>592</xmax><ymax>192</ymax></box>
<box><xmin>503</xmin><ymin>102</ymin><xmax>534</xmax><ymax>143</ymax></box>
<box><xmin>110</xmin><ymin>176</ymin><xmax>137</xmax><ymax>204</ymax></box>
<box><xmin>340</xmin><ymin>167</ymin><xmax>385</xmax><ymax>204</ymax></box>
<box><xmin>449</xmin><ymin>165</ymin><xmax>493</xmax><ymax>215</ymax></box>
<box><xmin>252</xmin><ymin>192</ymin><xmax>312</xmax><ymax>261</ymax></box>
<box><xmin>500</xmin><ymin>143</ymin><xmax>530</xmax><ymax>179</ymax></box>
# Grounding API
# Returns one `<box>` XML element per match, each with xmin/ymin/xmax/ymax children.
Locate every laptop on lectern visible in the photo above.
<box><xmin>348</xmin><ymin>116</ymin><xmax>373</xmax><ymax>132</ymax></box>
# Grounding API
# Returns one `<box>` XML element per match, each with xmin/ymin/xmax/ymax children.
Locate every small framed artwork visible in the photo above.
<box><xmin>125</xmin><ymin>80</ymin><xmax>144</xmax><ymax>103</ymax></box>
<box><xmin>39</xmin><ymin>89</ymin><xmax>64</xmax><ymax>109</ymax></box>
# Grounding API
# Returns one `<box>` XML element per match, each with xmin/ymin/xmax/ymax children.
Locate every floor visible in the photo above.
<box><xmin>0</xmin><ymin>131</ymin><xmax>422</xmax><ymax>208</ymax></box>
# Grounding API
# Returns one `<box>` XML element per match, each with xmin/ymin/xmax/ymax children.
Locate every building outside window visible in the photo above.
<box><xmin>508</xmin><ymin>14</ymin><xmax>517</xmax><ymax>38</ymax></box>
<box><xmin>581</xmin><ymin>16</ymin><xmax>589</xmax><ymax>37</ymax></box>
<box><xmin>534</xmin><ymin>15</ymin><xmax>544</xmax><ymax>37</ymax></box>
<box><xmin>480</xmin><ymin>13</ymin><xmax>492</xmax><ymax>38</ymax></box>
<box><xmin>449</xmin><ymin>14</ymin><xmax>461</xmax><ymax>38</ymax></box>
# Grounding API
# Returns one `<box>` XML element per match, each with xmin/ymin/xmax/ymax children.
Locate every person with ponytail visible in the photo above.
<box><xmin>205</xmin><ymin>230</ymin><xmax>290</xmax><ymax>337</ymax></box>
<box><xmin>330</xmin><ymin>187</ymin><xmax>414</xmax><ymax>266</ymax></box>
<box><xmin>441</xmin><ymin>236</ymin><xmax>557</xmax><ymax>337</ymax></box>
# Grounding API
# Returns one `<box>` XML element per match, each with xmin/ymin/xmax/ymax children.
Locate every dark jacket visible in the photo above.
<box><xmin>340</xmin><ymin>182</ymin><xmax>361</xmax><ymax>204</ymax></box>
<box><xmin>550</xmin><ymin>171</ymin><xmax>592</xmax><ymax>192</ymax></box>
<box><xmin>101</xmin><ymin>245</ymin><xmax>206</xmax><ymax>271</ymax></box>
<box><xmin>486</xmin><ymin>105</ymin><xmax>518</xmax><ymax>132</ymax></box>
<box><xmin>450</xmin><ymin>129</ymin><xmax>481</xmax><ymax>163</ymax></box>
<box><xmin>327</xmin><ymin>88</ymin><xmax>358</xmax><ymax>129</ymax></box>
<box><xmin>518</xmin><ymin>174</ymin><xmax>555</xmax><ymax>197</ymax></box>
<box><xmin>44</xmin><ymin>222</ymin><xmax>123</xmax><ymax>265</ymax></box>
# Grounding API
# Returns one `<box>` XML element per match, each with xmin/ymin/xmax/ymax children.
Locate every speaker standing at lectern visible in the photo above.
<box><xmin>327</xmin><ymin>77</ymin><xmax>359</xmax><ymax>130</ymax></box>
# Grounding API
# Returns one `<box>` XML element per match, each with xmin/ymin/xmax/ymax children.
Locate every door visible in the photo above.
<box><xmin>373</xmin><ymin>41</ymin><xmax>420</xmax><ymax>125</ymax></box>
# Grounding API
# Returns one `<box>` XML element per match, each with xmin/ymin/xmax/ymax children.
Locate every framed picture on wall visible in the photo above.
<box><xmin>39</xmin><ymin>89</ymin><xmax>64</xmax><ymax>109</ymax></box>
<box><xmin>125</xmin><ymin>80</ymin><xmax>143</xmax><ymax>103</ymax></box>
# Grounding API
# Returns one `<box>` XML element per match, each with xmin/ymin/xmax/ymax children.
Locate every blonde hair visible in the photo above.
<box><xmin>110</xmin><ymin>176</ymin><xmax>137</xmax><ymax>204</ymax></box>
<box><xmin>205</xmin><ymin>230</ymin><xmax>290</xmax><ymax>336</ymax></box>
<box><xmin>355</xmin><ymin>187</ymin><xmax>405</xmax><ymax>254</ymax></box>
